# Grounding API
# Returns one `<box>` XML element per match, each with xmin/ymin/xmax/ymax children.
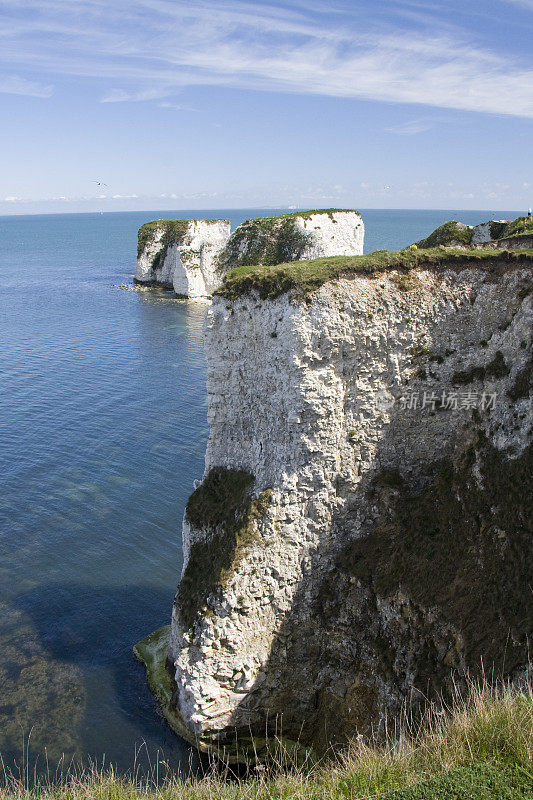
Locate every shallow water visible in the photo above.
<box><xmin>0</xmin><ymin>206</ymin><xmax>520</xmax><ymax>775</ymax></box>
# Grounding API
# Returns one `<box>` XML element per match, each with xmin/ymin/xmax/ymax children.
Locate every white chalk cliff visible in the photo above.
<box><xmin>135</xmin><ymin>219</ymin><xmax>231</xmax><ymax>300</ymax></box>
<box><xmin>135</xmin><ymin>210</ymin><xmax>365</xmax><ymax>299</ymax></box>
<box><xmin>163</xmin><ymin>250</ymin><xmax>532</xmax><ymax>756</ymax></box>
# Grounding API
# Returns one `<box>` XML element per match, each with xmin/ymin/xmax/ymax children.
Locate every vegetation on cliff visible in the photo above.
<box><xmin>336</xmin><ymin>435</ymin><xmax>532</xmax><ymax>696</ymax></box>
<box><xmin>217</xmin><ymin>215</ymin><xmax>313</xmax><ymax>271</ymax></box>
<box><xmin>216</xmin><ymin>247</ymin><xmax>533</xmax><ymax>300</ymax></box>
<box><xmin>175</xmin><ymin>468</ymin><xmax>272</xmax><ymax>630</ymax></box>
<box><xmin>217</xmin><ymin>209</ymin><xmax>361</xmax><ymax>272</ymax></box>
<box><xmin>491</xmin><ymin>216</ymin><xmax>533</xmax><ymax>241</ymax></box>
<box><xmin>414</xmin><ymin>221</ymin><xmax>474</xmax><ymax>249</ymax></box>
<box><xmin>1</xmin><ymin>680</ymin><xmax>531</xmax><ymax>799</ymax></box>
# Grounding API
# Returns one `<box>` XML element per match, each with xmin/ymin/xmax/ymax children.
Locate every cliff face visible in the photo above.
<box><xmin>135</xmin><ymin>219</ymin><xmax>231</xmax><ymax>300</ymax></box>
<box><xmin>219</xmin><ymin>210</ymin><xmax>364</xmax><ymax>270</ymax></box>
<box><xmin>166</xmin><ymin>254</ymin><xmax>532</xmax><ymax>755</ymax></box>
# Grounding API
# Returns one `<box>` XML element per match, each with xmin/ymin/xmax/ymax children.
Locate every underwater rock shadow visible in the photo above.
<box><xmin>11</xmin><ymin>582</ymin><xmax>195</xmax><ymax>762</ymax></box>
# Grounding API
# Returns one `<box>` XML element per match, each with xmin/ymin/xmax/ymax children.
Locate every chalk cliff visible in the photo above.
<box><xmin>135</xmin><ymin>210</ymin><xmax>364</xmax><ymax>299</ymax></box>
<box><xmin>135</xmin><ymin>219</ymin><xmax>231</xmax><ymax>300</ymax></box>
<box><xmin>218</xmin><ymin>210</ymin><xmax>364</xmax><ymax>271</ymax></box>
<box><xmin>136</xmin><ymin>246</ymin><xmax>533</xmax><ymax>759</ymax></box>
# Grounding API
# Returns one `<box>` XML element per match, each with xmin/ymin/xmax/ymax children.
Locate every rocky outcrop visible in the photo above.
<box><xmin>135</xmin><ymin>219</ymin><xmax>231</xmax><ymax>300</ymax></box>
<box><xmin>135</xmin><ymin>211</ymin><xmax>364</xmax><ymax>300</ymax></box>
<box><xmin>415</xmin><ymin>216</ymin><xmax>533</xmax><ymax>250</ymax></box>
<box><xmin>137</xmin><ymin>249</ymin><xmax>532</xmax><ymax>759</ymax></box>
<box><xmin>218</xmin><ymin>210</ymin><xmax>364</xmax><ymax>271</ymax></box>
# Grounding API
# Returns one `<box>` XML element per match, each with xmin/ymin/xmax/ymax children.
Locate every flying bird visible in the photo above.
<box><xmin>93</xmin><ymin>180</ymin><xmax>108</xmax><ymax>187</ymax></box>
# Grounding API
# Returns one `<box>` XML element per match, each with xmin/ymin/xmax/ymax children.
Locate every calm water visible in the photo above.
<box><xmin>0</xmin><ymin>207</ymin><xmax>521</xmax><ymax>775</ymax></box>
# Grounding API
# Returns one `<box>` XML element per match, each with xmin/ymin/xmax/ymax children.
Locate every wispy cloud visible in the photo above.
<box><xmin>158</xmin><ymin>101</ymin><xmax>198</xmax><ymax>111</ymax></box>
<box><xmin>0</xmin><ymin>73</ymin><xmax>53</xmax><ymax>97</ymax></box>
<box><xmin>498</xmin><ymin>0</ymin><xmax>533</xmax><ymax>7</ymax></box>
<box><xmin>101</xmin><ymin>87</ymin><xmax>171</xmax><ymax>103</ymax></box>
<box><xmin>0</xmin><ymin>0</ymin><xmax>532</xmax><ymax>116</ymax></box>
<box><xmin>387</xmin><ymin>119</ymin><xmax>434</xmax><ymax>135</ymax></box>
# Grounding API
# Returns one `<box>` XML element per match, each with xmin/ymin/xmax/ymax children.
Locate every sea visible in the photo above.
<box><xmin>0</xmin><ymin>207</ymin><xmax>522</xmax><ymax>777</ymax></box>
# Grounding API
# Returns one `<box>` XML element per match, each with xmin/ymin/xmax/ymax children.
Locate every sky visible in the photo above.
<box><xmin>0</xmin><ymin>0</ymin><xmax>532</xmax><ymax>214</ymax></box>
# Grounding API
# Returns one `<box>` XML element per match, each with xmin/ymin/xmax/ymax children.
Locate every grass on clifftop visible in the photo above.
<box><xmin>415</xmin><ymin>221</ymin><xmax>474</xmax><ymax>249</ymax></box>
<box><xmin>1</xmin><ymin>680</ymin><xmax>531</xmax><ymax>799</ymax></box>
<box><xmin>497</xmin><ymin>216</ymin><xmax>533</xmax><ymax>240</ymax></box>
<box><xmin>216</xmin><ymin>246</ymin><xmax>533</xmax><ymax>301</ymax></box>
<box><xmin>137</xmin><ymin>218</ymin><xmax>229</xmax><ymax>259</ymax></box>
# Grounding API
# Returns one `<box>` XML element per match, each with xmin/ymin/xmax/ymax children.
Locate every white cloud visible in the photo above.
<box><xmin>0</xmin><ymin>0</ymin><xmax>532</xmax><ymax>117</ymax></box>
<box><xmin>0</xmin><ymin>74</ymin><xmax>53</xmax><ymax>97</ymax></box>
<box><xmin>158</xmin><ymin>101</ymin><xmax>197</xmax><ymax>111</ymax></box>
<box><xmin>387</xmin><ymin>119</ymin><xmax>434</xmax><ymax>135</ymax></box>
<box><xmin>101</xmin><ymin>87</ymin><xmax>170</xmax><ymax>103</ymax></box>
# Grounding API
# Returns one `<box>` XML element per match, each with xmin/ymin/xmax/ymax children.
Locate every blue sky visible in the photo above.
<box><xmin>0</xmin><ymin>0</ymin><xmax>532</xmax><ymax>213</ymax></box>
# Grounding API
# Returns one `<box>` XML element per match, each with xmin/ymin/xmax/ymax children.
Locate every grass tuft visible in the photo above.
<box><xmin>1</xmin><ymin>679</ymin><xmax>531</xmax><ymax>798</ymax></box>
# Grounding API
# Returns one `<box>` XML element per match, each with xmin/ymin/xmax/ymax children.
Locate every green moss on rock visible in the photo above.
<box><xmin>133</xmin><ymin>625</ymin><xmax>210</xmax><ymax>751</ymax></box>
<box><xmin>339</xmin><ymin>434</ymin><xmax>533</xmax><ymax>684</ymax></box>
<box><xmin>176</xmin><ymin>468</ymin><xmax>272</xmax><ymax>630</ymax></box>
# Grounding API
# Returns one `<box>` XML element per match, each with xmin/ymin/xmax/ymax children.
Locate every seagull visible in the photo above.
<box><xmin>93</xmin><ymin>180</ymin><xmax>108</xmax><ymax>187</ymax></box>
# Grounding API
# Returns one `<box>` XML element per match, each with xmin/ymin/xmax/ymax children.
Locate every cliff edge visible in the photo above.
<box><xmin>137</xmin><ymin>246</ymin><xmax>533</xmax><ymax>759</ymax></box>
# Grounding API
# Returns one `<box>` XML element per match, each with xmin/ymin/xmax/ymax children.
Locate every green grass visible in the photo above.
<box><xmin>265</xmin><ymin>208</ymin><xmax>361</xmax><ymax>221</ymax></box>
<box><xmin>216</xmin><ymin>247</ymin><xmax>533</xmax><ymax>300</ymax></box>
<box><xmin>1</xmin><ymin>680</ymin><xmax>531</xmax><ymax>798</ymax></box>
<box><xmin>379</xmin><ymin>762</ymin><xmax>532</xmax><ymax>799</ymax></box>
<box><xmin>415</xmin><ymin>221</ymin><xmax>474</xmax><ymax>249</ymax></box>
<box><xmin>495</xmin><ymin>216</ymin><xmax>533</xmax><ymax>241</ymax></box>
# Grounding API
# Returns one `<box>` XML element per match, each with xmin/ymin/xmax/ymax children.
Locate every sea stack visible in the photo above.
<box><xmin>218</xmin><ymin>209</ymin><xmax>365</xmax><ymax>270</ymax></box>
<box><xmin>134</xmin><ymin>210</ymin><xmax>365</xmax><ymax>300</ymax></box>
<box><xmin>135</xmin><ymin>218</ymin><xmax>231</xmax><ymax>300</ymax></box>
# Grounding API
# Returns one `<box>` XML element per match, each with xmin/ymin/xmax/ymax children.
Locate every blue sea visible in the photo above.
<box><xmin>0</xmin><ymin>207</ymin><xmax>521</xmax><ymax>776</ymax></box>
